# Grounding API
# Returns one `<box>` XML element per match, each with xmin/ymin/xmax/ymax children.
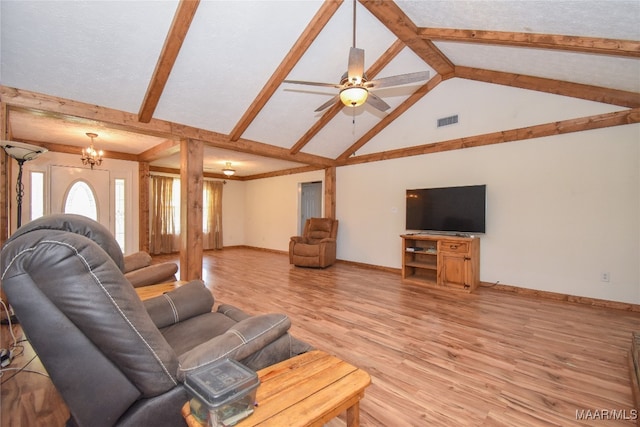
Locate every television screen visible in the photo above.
<box><xmin>406</xmin><ymin>185</ymin><xmax>486</xmax><ymax>234</ymax></box>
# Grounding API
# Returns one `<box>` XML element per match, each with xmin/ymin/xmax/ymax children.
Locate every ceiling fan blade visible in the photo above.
<box><xmin>365</xmin><ymin>71</ymin><xmax>430</xmax><ymax>89</ymax></box>
<box><xmin>283</xmin><ymin>79</ymin><xmax>341</xmax><ymax>89</ymax></box>
<box><xmin>314</xmin><ymin>95</ymin><xmax>340</xmax><ymax>112</ymax></box>
<box><xmin>366</xmin><ymin>92</ymin><xmax>391</xmax><ymax>112</ymax></box>
<box><xmin>347</xmin><ymin>47</ymin><xmax>365</xmax><ymax>83</ymax></box>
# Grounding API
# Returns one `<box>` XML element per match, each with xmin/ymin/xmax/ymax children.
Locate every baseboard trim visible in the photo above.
<box><xmin>335</xmin><ymin>259</ymin><xmax>401</xmax><ymax>274</ymax></box>
<box><xmin>481</xmin><ymin>282</ymin><xmax>640</xmax><ymax>312</ymax></box>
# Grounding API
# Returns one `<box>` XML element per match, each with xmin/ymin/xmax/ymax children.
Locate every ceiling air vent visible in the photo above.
<box><xmin>437</xmin><ymin>114</ymin><xmax>458</xmax><ymax>128</ymax></box>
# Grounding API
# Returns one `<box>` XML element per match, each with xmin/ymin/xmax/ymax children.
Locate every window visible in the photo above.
<box><xmin>30</xmin><ymin>171</ymin><xmax>45</xmax><ymax>221</ymax></box>
<box><xmin>64</xmin><ymin>180</ymin><xmax>98</xmax><ymax>221</ymax></box>
<box><xmin>114</xmin><ymin>178</ymin><xmax>125</xmax><ymax>252</ymax></box>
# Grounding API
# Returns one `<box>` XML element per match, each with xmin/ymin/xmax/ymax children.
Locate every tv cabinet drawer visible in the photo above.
<box><xmin>439</xmin><ymin>241</ymin><xmax>469</xmax><ymax>254</ymax></box>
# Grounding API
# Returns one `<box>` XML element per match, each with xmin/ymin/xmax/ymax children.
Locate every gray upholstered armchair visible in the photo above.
<box><xmin>289</xmin><ymin>217</ymin><xmax>338</xmax><ymax>268</ymax></box>
<box><xmin>0</xmin><ymin>214</ymin><xmax>312</xmax><ymax>427</ymax></box>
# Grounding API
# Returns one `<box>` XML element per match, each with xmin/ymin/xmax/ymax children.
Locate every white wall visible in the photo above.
<box><xmin>243</xmin><ymin>170</ymin><xmax>325</xmax><ymax>251</ymax></box>
<box><xmin>221</xmin><ymin>179</ymin><xmax>245</xmax><ymax>246</ymax></box>
<box><xmin>335</xmin><ymin>124</ymin><xmax>640</xmax><ymax>304</ymax></box>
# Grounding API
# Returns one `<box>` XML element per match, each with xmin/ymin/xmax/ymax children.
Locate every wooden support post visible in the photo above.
<box><xmin>324</xmin><ymin>166</ymin><xmax>336</xmax><ymax>219</ymax></box>
<box><xmin>138</xmin><ymin>162</ymin><xmax>150</xmax><ymax>252</ymax></box>
<box><xmin>179</xmin><ymin>138</ymin><xmax>203</xmax><ymax>281</ymax></box>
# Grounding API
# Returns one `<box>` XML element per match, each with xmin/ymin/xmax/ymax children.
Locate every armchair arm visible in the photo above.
<box><xmin>123</xmin><ymin>251</ymin><xmax>152</xmax><ymax>273</ymax></box>
<box><xmin>125</xmin><ymin>262</ymin><xmax>178</xmax><ymax>288</ymax></box>
<box><xmin>318</xmin><ymin>237</ymin><xmax>336</xmax><ymax>244</ymax></box>
<box><xmin>290</xmin><ymin>236</ymin><xmax>308</xmax><ymax>244</ymax></box>
<box><xmin>144</xmin><ymin>280</ymin><xmax>214</xmax><ymax>328</ymax></box>
<box><xmin>176</xmin><ymin>313</ymin><xmax>291</xmax><ymax>381</ymax></box>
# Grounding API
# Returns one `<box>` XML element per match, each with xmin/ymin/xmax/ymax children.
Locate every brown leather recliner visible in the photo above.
<box><xmin>289</xmin><ymin>218</ymin><xmax>338</xmax><ymax>268</ymax></box>
<box><xmin>1</xmin><ymin>214</ymin><xmax>312</xmax><ymax>427</ymax></box>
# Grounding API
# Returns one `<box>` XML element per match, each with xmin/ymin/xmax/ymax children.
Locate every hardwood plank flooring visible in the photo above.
<box><xmin>1</xmin><ymin>247</ymin><xmax>638</xmax><ymax>426</ymax></box>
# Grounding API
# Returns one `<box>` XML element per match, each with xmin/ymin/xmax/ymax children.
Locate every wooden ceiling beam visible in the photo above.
<box><xmin>337</xmin><ymin>73</ymin><xmax>446</xmax><ymax>160</ymax></box>
<box><xmin>0</xmin><ymin>86</ymin><xmax>334</xmax><ymax>167</ymax></box>
<box><xmin>138</xmin><ymin>0</ymin><xmax>200</xmax><ymax>123</ymax></box>
<box><xmin>418</xmin><ymin>28</ymin><xmax>640</xmax><ymax>58</ymax></box>
<box><xmin>11</xmin><ymin>137</ymin><xmax>139</xmax><ymax>162</ymax></box>
<box><xmin>455</xmin><ymin>66</ymin><xmax>640</xmax><ymax>108</ymax></box>
<box><xmin>289</xmin><ymin>38</ymin><xmax>406</xmax><ymax>155</ymax></box>
<box><xmin>229</xmin><ymin>0</ymin><xmax>343</xmax><ymax>142</ymax></box>
<box><xmin>340</xmin><ymin>108</ymin><xmax>640</xmax><ymax>166</ymax></box>
<box><xmin>138</xmin><ymin>138</ymin><xmax>181</xmax><ymax>162</ymax></box>
<box><xmin>359</xmin><ymin>0</ymin><xmax>454</xmax><ymax>77</ymax></box>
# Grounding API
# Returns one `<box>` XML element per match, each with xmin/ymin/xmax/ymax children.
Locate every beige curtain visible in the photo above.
<box><xmin>203</xmin><ymin>180</ymin><xmax>223</xmax><ymax>250</ymax></box>
<box><xmin>149</xmin><ymin>175</ymin><xmax>179</xmax><ymax>254</ymax></box>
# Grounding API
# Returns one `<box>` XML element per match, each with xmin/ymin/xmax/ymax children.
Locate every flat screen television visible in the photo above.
<box><xmin>406</xmin><ymin>185</ymin><xmax>486</xmax><ymax>234</ymax></box>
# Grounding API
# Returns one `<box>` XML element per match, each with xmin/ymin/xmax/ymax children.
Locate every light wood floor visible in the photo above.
<box><xmin>1</xmin><ymin>247</ymin><xmax>638</xmax><ymax>426</ymax></box>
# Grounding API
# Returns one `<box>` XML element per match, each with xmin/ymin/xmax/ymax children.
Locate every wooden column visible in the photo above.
<box><xmin>179</xmin><ymin>138</ymin><xmax>203</xmax><ymax>281</ymax></box>
<box><xmin>138</xmin><ymin>162</ymin><xmax>150</xmax><ymax>252</ymax></box>
<box><xmin>324</xmin><ymin>166</ymin><xmax>336</xmax><ymax>219</ymax></box>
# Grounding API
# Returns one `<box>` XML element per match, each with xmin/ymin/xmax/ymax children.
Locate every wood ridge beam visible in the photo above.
<box><xmin>359</xmin><ymin>0</ymin><xmax>454</xmax><ymax>77</ymax></box>
<box><xmin>229</xmin><ymin>0</ymin><xmax>343</xmax><ymax>142</ymax></box>
<box><xmin>418</xmin><ymin>27</ymin><xmax>640</xmax><ymax>58</ymax></box>
<box><xmin>340</xmin><ymin>108</ymin><xmax>640</xmax><ymax>166</ymax></box>
<box><xmin>138</xmin><ymin>0</ymin><xmax>200</xmax><ymax>123</ymax></box>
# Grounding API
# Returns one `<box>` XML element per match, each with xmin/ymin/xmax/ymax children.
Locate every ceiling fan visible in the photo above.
<box><xmin>283</xmin><ymin>0</ymin><xmax>429</xmax><ymax>113</ymax></box>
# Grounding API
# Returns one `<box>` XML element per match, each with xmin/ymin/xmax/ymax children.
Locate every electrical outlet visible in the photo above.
<box><xmin>600</xmin><ymin>272</ymin><xmax>610</xmax><ymax>282</ymax></box>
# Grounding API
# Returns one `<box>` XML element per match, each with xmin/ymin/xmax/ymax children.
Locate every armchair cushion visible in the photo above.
<box><xmin>144</xmin><ymin>280</ymin><xmax>214</xmax><ymax>329</ymax></box>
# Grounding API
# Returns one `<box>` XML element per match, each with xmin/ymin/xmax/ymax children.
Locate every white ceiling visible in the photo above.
<box><xmin>1</xmin><ymin>0</ymin><xmax>638</xmax><ymax>177</ymax></box>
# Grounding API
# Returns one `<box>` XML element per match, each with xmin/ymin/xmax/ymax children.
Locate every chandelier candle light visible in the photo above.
<box><xmin>81</xmin><ymin>132</ymin><xmax>104</xmax><ymax>169</ymax></box>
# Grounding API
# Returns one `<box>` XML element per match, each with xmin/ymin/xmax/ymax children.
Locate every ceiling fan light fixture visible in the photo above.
<box><xmin>340</xmin><ymin>86</ymin><xmax>368</xmax><ymax>107</ymax></box>
<box><xmin>222</xmin><ymin>162</ymin><xmax>236</xmax><ymax>176</ymax></box>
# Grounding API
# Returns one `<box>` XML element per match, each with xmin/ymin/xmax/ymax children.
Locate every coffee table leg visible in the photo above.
<box><xmin>346</xmin><ymin>402</ymin><xmax>360</xmax><ymax>427</ymax></box>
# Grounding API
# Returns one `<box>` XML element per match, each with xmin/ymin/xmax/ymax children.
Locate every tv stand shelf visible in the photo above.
<box><xmin>401</xmin><ymin>234</ymin><xmax>480</xmax><ymax>292</ymax></box>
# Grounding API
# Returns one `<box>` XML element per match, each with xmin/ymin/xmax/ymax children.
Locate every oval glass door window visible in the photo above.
<box><xmin>64</xmin><ymin>180</ymin><xmax>98</xmax><ymax>221</ymax></box>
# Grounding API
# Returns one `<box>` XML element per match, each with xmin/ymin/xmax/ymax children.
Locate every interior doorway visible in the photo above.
<box><xmin>299</xmin><ymin>181</ymin><xmax>322</xmax><ymax>234</ymax></box>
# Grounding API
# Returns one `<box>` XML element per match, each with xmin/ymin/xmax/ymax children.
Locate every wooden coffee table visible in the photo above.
<box><xmin>181</xmin><ymin>350</ymin><xmax>371</xmax><ymax>427</ymax></box>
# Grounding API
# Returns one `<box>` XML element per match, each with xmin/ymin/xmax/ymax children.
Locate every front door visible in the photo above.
<box><xmin>50</xmin><ymin>165</ymin><xmax>111</xmax><ymax>231</ymax></box>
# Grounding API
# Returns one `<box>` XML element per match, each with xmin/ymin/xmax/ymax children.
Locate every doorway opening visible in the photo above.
<box><xmin>298</xmin><ymin>181</ymin><xmax>322</xmax><ymax>234</ymax></box>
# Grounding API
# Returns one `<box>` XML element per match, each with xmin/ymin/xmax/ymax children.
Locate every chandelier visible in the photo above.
<box><xmin>81</xmin><ymin>132</ymin><xmax>103</xmax><ymax>169</ymax></box>
<box><xmin>222</xmin><ymin>162</ymin><xmax>236</xmax><ymax>177</ymax></box>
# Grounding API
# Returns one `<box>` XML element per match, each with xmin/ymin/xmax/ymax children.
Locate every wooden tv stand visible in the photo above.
<box><xmin>401</xmin><ymin>234</ymin><xmax>480</xmax><ymax>292</ymax></box>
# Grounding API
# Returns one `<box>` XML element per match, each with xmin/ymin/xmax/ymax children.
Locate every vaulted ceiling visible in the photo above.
<box><xmin>1</xmin><ymin>0</ymin><xmax>639</xmax><ymax>179</ymax></box>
